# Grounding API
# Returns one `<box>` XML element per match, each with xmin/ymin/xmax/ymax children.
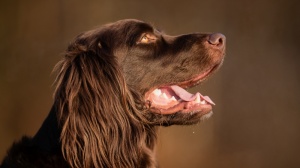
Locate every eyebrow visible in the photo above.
<box><xmin>138</xmin><ymin>23</ymin><xmax>155</xmax><ymax>32</ymax></box>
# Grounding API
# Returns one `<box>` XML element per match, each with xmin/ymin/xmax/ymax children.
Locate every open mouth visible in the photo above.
<box><xmin>145</xmin><ymin>65</ymin><xmax>219</xmax><ymax>115</ymax></box>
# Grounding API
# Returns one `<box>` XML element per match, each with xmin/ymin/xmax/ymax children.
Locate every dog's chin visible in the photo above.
<box><xmin>146</xmin><ymin>108</ymin><xmax>213</xmax><ymax>126</ymax></box>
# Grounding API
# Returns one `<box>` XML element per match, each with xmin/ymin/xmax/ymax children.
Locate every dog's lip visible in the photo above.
<box><xmin>179</xmin><ymin>70</ymin><xmax>211</xmax><ymax>88</ymax></box>
<box><xmin>145</xmin><ymin>63</ymin><xmax>219</xmax><ymax>98</ymax></box>
<box><xmin>145</xmin><ymin>65</ymin><xmax>217</xmax><ymax>98</ymax></box>
<box><xmin>178</xmin><ymin>64</ymin><xmax>221</xmax><ymax>89</ymax></box>
<box><xmin>150</xmin><ymin>101</ymin><xmax>213</xmax><ymax>115</ymax></box>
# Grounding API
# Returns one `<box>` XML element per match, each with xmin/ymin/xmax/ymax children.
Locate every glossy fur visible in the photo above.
<box><xmin>1</xmin><ymin>19</ymin><xmax>225</xmax><ymax>168</ymax></box>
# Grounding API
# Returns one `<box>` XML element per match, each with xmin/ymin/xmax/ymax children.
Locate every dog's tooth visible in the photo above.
<box><xmin>170</xmin><ymin>96</ymin><xmax>176</xmax><ymax>101</ymax></box>
<box><xmin>153</xmin><ymin>89</ymin><xmax>162</xmax><ymax>96</ymax></box>
<box><xmin>162</xmin><ymin>93</ymin><xmax>168</xmax><ymax>99</ymax></box>
<box><xmin>195</xmin><ymin>94</ymin><xmax>201</xmax><ymax>103</ymax></box>
<box><xmin>200</xmin><ymin>100</ymin><xmax>206</xmax><ymax>104</ymax></box>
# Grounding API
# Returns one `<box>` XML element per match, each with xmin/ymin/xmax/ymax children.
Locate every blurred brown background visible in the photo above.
<box><xmin>1</xmin><ymin>0</ymin><xmax>299</xmax><ymax>167</ymax></box>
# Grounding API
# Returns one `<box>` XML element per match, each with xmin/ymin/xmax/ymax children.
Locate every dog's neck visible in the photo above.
<box><xmin>33</xmin><ymin>106</ymin><xmax>61</xmax><ymax>153</ymax></box>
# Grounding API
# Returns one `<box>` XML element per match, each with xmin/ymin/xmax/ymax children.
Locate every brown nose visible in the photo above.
<box><xmin>208</xmin><ymin>33</ymin><xmax>226</xmax><ymax>48</ymax></box>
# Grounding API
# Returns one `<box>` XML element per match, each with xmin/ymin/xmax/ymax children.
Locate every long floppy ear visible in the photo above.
<box><xmin>53</xmin><ymin>38</ymin><xmax>156</xmax><ymax>168</ymax></box>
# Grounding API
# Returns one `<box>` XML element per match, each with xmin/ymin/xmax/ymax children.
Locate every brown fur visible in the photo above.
<box><xmin>53</xmin><ymin>34</ymin><xmax>156</xmax><ymax>167</ymax></box>
<box><xmin>1</xmin><ymin>19</ymin><xmax>225</xmax><ymax>168</ymax></box>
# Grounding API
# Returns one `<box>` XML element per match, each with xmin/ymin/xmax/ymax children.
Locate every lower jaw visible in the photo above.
<box><xmin>147</xmin><ymin>108</ymin><xmax>213</xmax><ymax>126</ymax></box>
<box><xmin>150</xmin><ymin>102</ymin><xmax>212</xmax><ymax>115</ymax></box>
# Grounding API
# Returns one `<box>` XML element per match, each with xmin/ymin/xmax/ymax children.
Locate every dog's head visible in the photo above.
<box><xmin>54</xmin><ymin>19</ymin><xmax>225</xmax><ymax>167</ymax></box>
<box><xmin>68</xmin><ymin>19</ymin><xmax>225</xmax><ymax>125</ymax></box>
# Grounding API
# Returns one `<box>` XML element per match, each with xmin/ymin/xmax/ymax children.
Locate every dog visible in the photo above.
<box><xmin>0</xmin><ymin>19</ymin><xmax>225</xmax><ymax>168</ymax></box>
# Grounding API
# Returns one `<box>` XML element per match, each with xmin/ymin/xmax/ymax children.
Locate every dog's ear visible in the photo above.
<box><xmin>53</xmin><ymin>38</ymin><xmax>154</xmax><ymax>168</ymax></box>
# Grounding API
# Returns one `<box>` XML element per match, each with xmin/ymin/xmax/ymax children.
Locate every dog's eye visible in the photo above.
<box><xmin>141</xmin><ymin>36</ymin><xmax>149</xmax><ymax>43</ymax></box>
<box><xmin>138</xmin><ymin>34</ymin><xmax>157</xmax><ymax>44</ymax></box>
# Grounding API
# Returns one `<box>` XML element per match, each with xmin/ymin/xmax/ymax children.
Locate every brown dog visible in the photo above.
<box><xmin>1</xmin><ymin>19</ymin><xmax>225</xmax><ymax>168</ymax></box>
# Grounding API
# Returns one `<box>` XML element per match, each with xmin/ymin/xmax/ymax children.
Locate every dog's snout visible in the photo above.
<box><xmin>208</xmin><ymin>33</ymin><xmax>226</xmax><ymax>48</ymax></box>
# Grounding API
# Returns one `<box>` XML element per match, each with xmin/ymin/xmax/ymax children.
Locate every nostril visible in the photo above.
<box><xmin>208</xmin><ymin>33</ymin><xmax>226</xmax><ymax>47</ymax></box>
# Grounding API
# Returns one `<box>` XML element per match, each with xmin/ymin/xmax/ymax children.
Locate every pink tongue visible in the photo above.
<box><xmin>170</xmin><ymin>85</ymin><xmax>215</xmax><ymax>105</ymax></box>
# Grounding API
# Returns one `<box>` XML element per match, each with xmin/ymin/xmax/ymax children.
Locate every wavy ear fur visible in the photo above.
<box><xmin>53</xmin><ymin>37</ymin><xmax>157</xmax><ymax>168</ymax></box>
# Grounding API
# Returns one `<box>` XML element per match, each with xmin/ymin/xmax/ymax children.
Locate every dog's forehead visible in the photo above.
<box><xmin>112</xmin><ymin>19</ymin><xmax>155</xmax><ymax>33</ymax></box>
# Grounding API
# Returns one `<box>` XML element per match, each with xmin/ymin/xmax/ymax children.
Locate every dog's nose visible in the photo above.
<box><xmin>208</xmin><ymin>33</ymin><xmax>226</xmax><ymax>48</ymax></box>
